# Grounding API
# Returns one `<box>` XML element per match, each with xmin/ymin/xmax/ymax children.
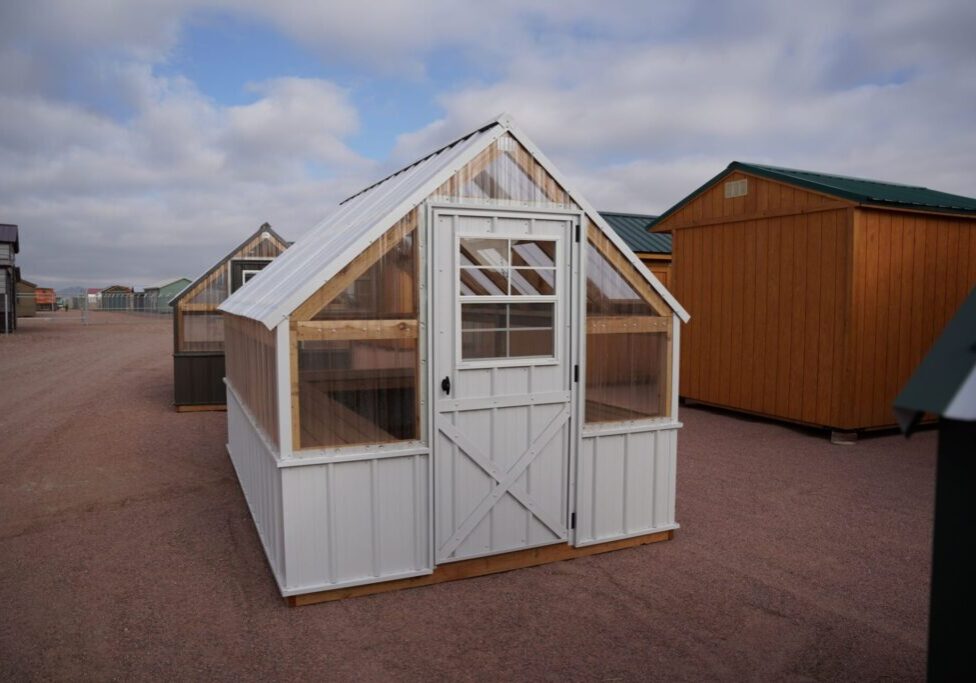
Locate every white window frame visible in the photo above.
<box><xmin>453</xmin><ymin>231</ymin><xmax>564</xmax><ymax>369</ymax></box>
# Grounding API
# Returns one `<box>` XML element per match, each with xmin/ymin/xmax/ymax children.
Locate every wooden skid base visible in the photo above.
<box><xmin>174</xmin><ymin>404</ymin><xmax>227</xmax><ymax>413</ymax></box>
<box><xmin>287</xmin><ymin>529</ymin><xmax>674</xmax><ymax>607</ymax></box>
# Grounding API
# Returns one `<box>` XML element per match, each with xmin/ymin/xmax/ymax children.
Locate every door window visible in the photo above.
<box><xmin>458</xmin><ymin>237</ymin><xmax>557</xmax><ymax>361</ymax></box>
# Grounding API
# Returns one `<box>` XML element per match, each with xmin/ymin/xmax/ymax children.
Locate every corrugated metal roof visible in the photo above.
<box><xmin>652</xmin><ymin>161</ymin><xmax>976</xmax><ymax>230</ymax></box>
<box><xmin>895</xmin><ymin>285</ymin><xmax>976</xmax><ymax>432</ymax></box>
<box><xmin>599</xmin><ymin>212</ymin><xmax>671</xmax><ymax>254</ymax></box>
<box><xmin>737</xmin><ymin>162</ymin><xmax>976</xmax><ymax>214</ymax></box>
<box><xmin>222</xmin><ymin>114</ymin><xmax>689</xmax><ymax>327</ymax></box>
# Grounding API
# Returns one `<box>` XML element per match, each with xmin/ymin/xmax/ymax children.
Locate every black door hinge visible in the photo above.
<box><xmin>570</xmin><ymin>512</ymin><xmax>577</xmax><ymax>530</ymax></box>
<box><xmin>575</xmin><ymin>222</ymin><xmax>581</xmax><ymax>242</ymax></box>
<box><xmin>573</xmin><ymin>364</ymin><xmax>579</xmax><ymax>382</ymax></box>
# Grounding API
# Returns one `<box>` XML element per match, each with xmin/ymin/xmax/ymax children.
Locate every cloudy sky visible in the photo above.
<box><xmin>2</xmin><ymin>1</ymin><xmax>974</xmax><ymax>289</ymax></box>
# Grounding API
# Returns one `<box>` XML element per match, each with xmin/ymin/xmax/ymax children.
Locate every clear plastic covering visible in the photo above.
<box><xmin>224</xmin><ymin>313</ymin><xmax>278</xmax><ymax>445</ymax></box>
<box><xmin>585</xmin><ymin>224</ymin><xmax>671</xmax><ymax>423</ymax></box>
<box><xmin>294</xmin><ymin>210</ymin><xmax>419</xmax><ymax>449</ymax></box>
<box><xmin>432</xmin><ymin>133</ymin><xmax>578</xmax><ymax>209</ymax></box>
<box><xmin>175</xmin><ymin>230</ymin><xmax>287</xmax><ymax>353</ymax></box>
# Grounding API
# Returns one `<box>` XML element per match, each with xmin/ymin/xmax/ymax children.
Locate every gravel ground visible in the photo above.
<box><xmin>0</xmin><ymin>312</ymin><xmax>935</xmax><ymax>681</ymax></box>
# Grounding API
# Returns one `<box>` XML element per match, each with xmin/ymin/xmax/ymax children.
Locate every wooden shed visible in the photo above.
<box><xmin>16</xmin><ymin>279</ymin><xmax>36</xmax><ymax>318</ymax></box>
<box><xmin>600</xmin><ymin>212</ymin><xmax>672</xmax><ymax>289</ymax></box>
<box><xmin>169</xmin><ymin>224</ymin><xmax>289</xmax><ymax>411</ymax></box>
<box><xmin>651</xmin><ymin>162</ymin><xmax>976</xmax><ymax>438</ymax></box>
<box><xmin>219</xmin><ymin>114</ymin><xmax>688</xmax><ymax>604</ymax></box>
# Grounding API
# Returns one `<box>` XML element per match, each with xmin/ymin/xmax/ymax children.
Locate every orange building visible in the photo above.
<box><xmin>652</xmin><ymin>162</ymin><xmax>976</xmax><ymax>439</ymax></box>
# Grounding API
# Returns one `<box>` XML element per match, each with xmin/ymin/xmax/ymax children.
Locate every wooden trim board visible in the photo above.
<box><xmin>287</xmin><ymin>529</ymin><xmax>674</xmax><ymax>606</ymax></box>
<box><xmin>175</xmin><ymin>403</ymin><xmax>227</xmax><ymax>413</ymax></box>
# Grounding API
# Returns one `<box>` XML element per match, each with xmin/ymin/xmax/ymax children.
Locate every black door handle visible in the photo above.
<box><xmin>441</xmin><ymin>376</ymin><xmax>451</xmax><ymax>394</ymax></box>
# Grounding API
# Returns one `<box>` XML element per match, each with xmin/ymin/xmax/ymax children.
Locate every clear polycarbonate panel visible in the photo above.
<box><xmin>180</xmin><ymin>313</ymin><xmax>224</xmax><ymax>352</ymax></box>
<box><xmin>224</xmin><ymin>314</ymin><xmax>278</xmax><ymax>446</ymax></box>
<box><xmin>241</xmin><ymin>233</ymin><xmax>287</xmax><ymax>258</ymax></box>
<box><xmin>432</xmin><ymin>133</ymin><xmax>578</xmax><ymax>209</ymax></box>
<box><xmin>585</xmin><ymin>239</ymin><xmax>656</xmax><ymax>317</ymax></box>
<box><xmin>312</xmin><ymin>211</ymin><xmax>417</xmax><ymax>320</ymax></box>
<box><xmin>585</xmin><ymin>331</ymin><xmax>667</xmax><ymax>422</ymax></box>
<box><xmin>184</xmin><ymin>268</ymin><xmax>228</xmax><ymax>306</ymax></box>
<box><xmin>584</xmin><ymin>237</ymin><xmax>669</xmax><ymax>423</ymax></box>
<box><xmin>297</xmin><ymin>338</ymin><xmax>418</xmax><ymax>448</ymax></box>
<box><xmin>295</xmin><ymin>210</ymin><xmax>420</xmax><ymax>449</ymax></box>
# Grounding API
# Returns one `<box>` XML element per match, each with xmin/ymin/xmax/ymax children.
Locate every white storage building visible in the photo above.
<box><xmin>220</xmin><ymin>114</ymin><xmax>689</xmax><ymax>605</ymax></box>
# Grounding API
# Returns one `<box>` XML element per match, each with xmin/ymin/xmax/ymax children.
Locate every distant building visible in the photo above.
<box><xmin>1</xmin><ymin>223</ymin><xmax>19</xmax><ymax>333</ymax></box>
<box><xmin>99</xmin><ymin>284</ymin><xmax>134</xmax><ymax>311</ymax></box>
<box><xmin>143</xmin><ymin>278</ymin><xmax>191</xmax><ymax>314</ymax></box>
<box><xmin>35</xmin><ymin>287</ymin><xmax>56</xmax><ymax>312</ymax></box>
<box><xmin>16</xmin><ymin>279</ymin><xmax>36</xmax><ymax>317</ymax></box>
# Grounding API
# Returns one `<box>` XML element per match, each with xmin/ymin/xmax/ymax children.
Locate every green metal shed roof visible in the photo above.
<box><xmin>599</xmin><ymin>212</ymin><xmax>671</xmax><ymax>254</ymax></box>
<box><xmin>652</xmin><ymin>162</ymin><xmax>976</xmax><ymax>229</ymax></box>
<box><xmin>894</xmin><ymin>285</ymin><xmax>976</xmax><ymax>433</ymax></box>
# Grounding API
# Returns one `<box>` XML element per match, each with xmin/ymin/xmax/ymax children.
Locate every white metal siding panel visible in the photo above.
<box><xmin>576</xmin><ymin>426</ymin><xmax>679</xmax><ymax>546</ymax></box>
<box><xmin>226</xmin><ymin>386</ymin><xmax>285</xmax><ymax>587</ymax></box>
<box><xmin>280</xmin><ymin>453</ymin><xmax>431</xmax><ymax>594</ymax></box>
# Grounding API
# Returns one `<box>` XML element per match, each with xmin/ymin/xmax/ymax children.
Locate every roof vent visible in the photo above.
<box><xmin>724</xmin><ymin>178</ymin><xmax>748</xmax><ymax>198</ymax></box>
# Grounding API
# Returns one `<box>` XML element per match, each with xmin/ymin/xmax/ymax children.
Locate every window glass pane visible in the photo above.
<box><xmin>461</xmin><ymin>303</ymin><xmax>507</xmax><ymax>330</ymax></box>
<box><xmin>460</xmin><ymin>267</ymin><xmax>507</xmax><ymax>296</ymax></box>
<box><xmin>511</xmin><ymin>240</ymin><xmax>555</xmax><ymax>267</ymax></box>
<box><xmin>509</xmin><ymin>329</ymin><xmax>553</xmax><ymax>357</ymax></box>
<box><xmin>462</xmin><ymin>331</ymin><xmax>507</xmax><ymax>359</ymax></box>
<box><xmin>510</xmin><ymin>268</ymin><xmax>555</xmax><ymax>296</ymax></box>
<box><xmin>508</xmin><ymin>302</ymin><xmax>553</xmax><ymax>329</ymax></box>
<box><xmin>298</xmin><ymin>338</ymin><xmax>417</xmax><ymax>447</ymax></box>
<box><xmin>460</xmin><ymin>238</ymin><xmax>508</xmax><ymax>267</ymax></box>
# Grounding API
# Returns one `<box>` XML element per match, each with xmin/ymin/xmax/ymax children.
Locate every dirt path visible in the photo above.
<box><xmin>0</xmin><ymin>313</ymin><xmax>935</xmax><ymax>680</ymax></box>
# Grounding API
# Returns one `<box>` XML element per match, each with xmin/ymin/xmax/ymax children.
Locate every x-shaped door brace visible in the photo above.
<box><xmin>436</xmin><ymin>404</ymin><xmax>571</xmax><ymax>560</ymax></box>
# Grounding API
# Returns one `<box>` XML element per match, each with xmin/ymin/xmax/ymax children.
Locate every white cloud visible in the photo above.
<box><xmin>1</xmin><ymin>0</ymin><xmax>974</xmax><ymax>287</ymax></box>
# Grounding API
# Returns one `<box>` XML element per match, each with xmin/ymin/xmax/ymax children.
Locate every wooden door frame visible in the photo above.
<box><xmin>425</xmin><ymin>201</ymin><xmax>585</xmax><ymax>560</ymax></box>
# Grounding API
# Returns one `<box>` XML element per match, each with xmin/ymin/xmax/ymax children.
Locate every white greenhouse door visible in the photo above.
<box><xmin>431</xmin><ymin>207</ymin><xmax>576</xmax><ymax>563</ymax></box>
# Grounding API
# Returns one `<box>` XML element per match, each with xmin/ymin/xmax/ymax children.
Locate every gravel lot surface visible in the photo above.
<box><xmin>0</xmin><ymin>312</ymin><xmax>935</xmax><ymax>680</ymax></box>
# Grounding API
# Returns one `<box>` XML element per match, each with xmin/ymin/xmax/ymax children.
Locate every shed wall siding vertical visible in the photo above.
<box><xmin>576</xmin><ymin>427</ymin><xmax>678</xmax><ymax>545</ymax></box>
<box><xmin>848</xmin><ymin>209</ymin><xmax>976</xmax><ymax>428</ymax></box>
<box><xmin>672</xmin><ymin>208</ymin><xmax>851</xmax><ymax>427</ymax></box>
<box><xmin>280</xmin><ymin>453</ymin><xmax>431</xmax><ymax>594</ymax></box>
<box><xmin>226</xmin><ymin>385</ymin><xmax>285</xmax><ymax>587</ymax></box>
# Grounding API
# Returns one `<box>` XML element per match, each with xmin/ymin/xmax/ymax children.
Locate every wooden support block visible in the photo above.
<box><xmin>287</xmin><ymin>529</ymin><xmax>674</xmax><ymax>607</ymax></box>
